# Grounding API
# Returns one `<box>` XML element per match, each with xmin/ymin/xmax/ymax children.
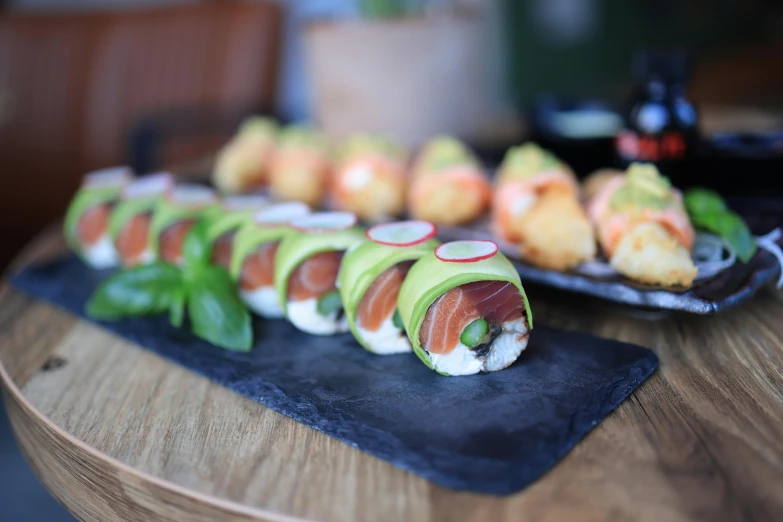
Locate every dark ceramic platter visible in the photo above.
<box><xmin>437</xmin><ymin>222</ymin><xmax>782</xmax><ymax>316</ymax></box>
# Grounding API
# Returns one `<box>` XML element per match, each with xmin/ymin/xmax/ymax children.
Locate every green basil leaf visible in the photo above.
<box><xmin>183</xmin><ymin>219</ymin><xmax>213</xmax><ymax>270</ymax></box>
<box><xmin>684</xmin><ymin>188</ymin><xmax>727</xmax><ymax>220</ymax></box>
<box><xmin>86</xmin><ymin>263</ymin><xmax>183</xmax><ymax>320</ymax></box>
<box><xmin>697</xmin><ymin>210</ymin><xmax>757</xmax><ymax>263</ymax></box>
<box><xmin>187</xmin><ymin>265</ymin><xmax>252</xmax><ymax>351</ymax></box>
<box><xmin>169</xmin><ymin>288</ymin><xmax>185</xmax><ymax>328</ymax></box>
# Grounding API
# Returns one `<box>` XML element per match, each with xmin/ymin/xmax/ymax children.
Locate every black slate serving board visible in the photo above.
<box><xmin>11</xmin><ymin>255</ymin><xmax>659</xmax><ymax>495</ymax></box>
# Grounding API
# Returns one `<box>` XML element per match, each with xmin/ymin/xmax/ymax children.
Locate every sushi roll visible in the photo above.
<box><xmin>587</xmin><ymin>162</ymin><xmax>697</xmax><ymax>286</ymax></box>
<box><xmin>149</xmin><ymin>185</ymin><xmax>219</xmax><ymax>266</ymax></box>
<box><xmin>397</xmin><ymin>240</ymin><xmax>533</xmax><ymax>376</ymax></box>
<box><xmin>268</xmin><ymin>125</ymin><xmax>332</xmax><ymax>207</ymax></box>
<box><xmin>108</xmin><ymin>172</ymin><xmax>174</xmax><ymax>267</ymax></box>
<box><xmin>337</xmin><ymin>221</ymin><xmax>439</xmax><ymax>354</ymax></box>
<box><xmin>491</xmin><ymin>143</ymin><xmax>595</xmax><ymax>271</ymax></box>
<box><xmin>64</xmin><ymin>166</ymin><xmax>133</xmax><ymax>268</ymax></box>
<box><xmin>408</xmin><ymin>136</ymin><xmax>491</xmax><ymax>226</ymax></box>
<box><xmin>331</xmin><ymin>135</ymin><xmax>407</xmax><ymax>222</ymax></box>
<box><xmin>274</xmin><ymin>212</ymin><xmax>365</xmax><ymax>335</ymax></box>
<box><xmin>230</xmin><ymin>202</ymin><xmax>311</xmax><ymax>317</ymax></box>
<box><xmin>206</xmin><ymin>194</ymin><xmax>269</xmax><ymax>270</ymax></box>
<box><xmin>212</xmin><ymin>117</ymin><xmax>278</xmax><ymax>194</ymax></box>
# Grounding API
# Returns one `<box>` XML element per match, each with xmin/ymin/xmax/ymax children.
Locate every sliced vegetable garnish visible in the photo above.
<box><xmin>254</xmin><ymin>202</ymin><xmax>310</xmax><ymax>226</ymax></box>
<box><xmin>168</xmin><ymin>185</ymin><xmax>217</xmax><ymax>208</ymax></box>
<box><xmin>392</xmin><ymin>309</ymin><xmax>404</xmax><ymax>330</ymax></box>
<box><xmin>366</xmin><ymin>220</ymin><xmax>437</xmax><ymax>247</ymax></box>
<box><xmin>684</xmin><ymin>188</ymin><xmax>727</xmax><ymax>216</ymax></box>
<box><xmin>684</xmin><ymin>188</ymin><xmax>757</xmax><ymax>263</ymax></box>
<box><xmin>316</xmin><ymin>290</ymin><xmax>343</xmax><ymax>317</ymax></box>
<box><xmin>435</xmin><ymin>240</ymin><xmax>498</xmax><ymax>263</ymax></box>
<box><xmin>122</xmin><ymin>172</ymin><xmax>173</xmax><ymax>199</ymax></box>
<box><xmin>222</xmin><ymin>194</ymin><xmax>269</xmax><ymax>212</ymax></box>
<box><xmin>83</xmin><ymin>166</ymin><xmax>133</xmax><ymax>189</ymax></box>
<box><xmin>290</xmin><ymin>211</ymin><xmax>357</xmax><ymax>233</ymax></box>
<box><xmin>460</xmin><ymin>318</ymin><xmax>489</xmax><ymax>348</ymax></box>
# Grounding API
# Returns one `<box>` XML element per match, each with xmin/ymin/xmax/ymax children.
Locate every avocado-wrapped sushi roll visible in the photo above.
<box><xmin>331</xmin><ymin>135</ymin><xmax>408</xmax><ymax>222</ymax></box>
<box><xmin>398</xmin><ymin>240</ymin><xmax>533</xmax><ymax>376</ymax></box>
<box><xmin>268</xmin><ymin>125</ymin><xmax>331</xmax><ymax>207</ymax></box>
<box><xmin>64</xmin><ymin>166</ymin><xmax>133</xmax><ymax>268</ymax></box>
<box><xmin>274</xmin><ymin>212</ymin><xmax>365</xmax><ymax>335</ymax></box>
<box><xmin>230</xmin><ymin>202</ymin><xmax>311</xmax><ymax>317</ymax></box>
<box><xmin>337</xmin><ymin>221</ymin><xmax>439</xmax><ymax>354</ymax></box>
<box><xmin>408</xmin><ymin>136</ymin><xmax>491</xmax><ymax>226</ymax></box>
<box><xmin>213</xmin><ymin>117</ymin><xmax>278</xmax><ymax>194</ymax></box>
<box><xmin>149</xmin><ymin>185</ymin><xmax>219</xmax><ymax>266</ymax></box>
<box><xmin>109</xmin><ymin>172</ymin><xmax>174</xmax><ymax>267</ymax></box>
<box><xmin>206</xmin><ymin>194</ymin><xmax>269</xmax><ymax>270</ymax></box>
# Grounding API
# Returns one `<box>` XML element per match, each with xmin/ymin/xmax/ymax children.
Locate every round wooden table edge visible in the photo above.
<box><xmin>0</xmin><ymin>340</ymin><xmax>307</xmax><ymax>522</ymax></box>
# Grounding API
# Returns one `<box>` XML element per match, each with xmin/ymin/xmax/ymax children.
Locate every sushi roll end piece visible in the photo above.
<box><xmin>338</xmin><ymin>220</ymin><xmax>439</xmax><ymax>354</ymax></box>
<box><xmin>212</xmin><ymin>117</ymin><xmax>278</xmax><ymax>194</ymax></box>
<box><xmin>207</xmin><ymin>194</ymin><xmax>270</xmax><ymax>271</ymax></box>
<box><xmin>398</xmin><ymin>240</ymin><xmax>533</xmax><ymax>376</ymax></box>
<box><xmin>268</xmin><ymin>125</ymin><xmax>332</xmax><ymax>207</ymax></box>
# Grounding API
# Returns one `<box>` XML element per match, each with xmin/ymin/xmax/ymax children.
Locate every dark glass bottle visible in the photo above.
<box><xmin>615</xmin><ymin>49</ymin><xmax>699</xmax><ymax>185</ymax></box>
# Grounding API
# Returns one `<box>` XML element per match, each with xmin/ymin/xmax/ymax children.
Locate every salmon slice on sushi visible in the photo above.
<box><xmin>230</xmin><ymin>202</ymin><xmax>311</xmax><ymax>318</ymax></box>
<box><xmin>337</xmin><ymin>221</ymin><xmax>438</xmax><ymax>354</ymax></box>
<box><xmin>64</xmin><ymin>166</ymin><xmax>133</xmax><ymax>268</ymax></box>
<box><xmin>268</xmin><ymin>125</ymin><xmax>332</xmax><ymax>207</ymax></box>
<box><xmin>149</xmin><ymin>185</ymin><xmax>219</xmax><ymax>266</ymax></box>
<box><xmin>587</xmin><ymin>162</ymin><xmax>697</xmax><ymax>287</ymax></box>
<box><xmin>274</xmin><ymin>212</ymin><xmax>365</xmax><ymax>335</ymax></box>
<box><xmin>206</xmin><ymin>194</ymin><xmax>270</xmax><ymax>270</ymax></box>
<box><xmin>108</xmin><ymin>172</ymin><xmax>174</xmax><ymax>267</ymax></box>
<box><xmin>397</xmin><ymin>240</ymin><xmax>533</xmax><ymax>376</ymax></box>
<box><xmin>330</xmin><ymin>135</ymin><xmax>408</xmax><ymax>222</ymax></box>
<box><xmin>491</xmin><ymin>143</ymin><xmax>596</xmax><ymax>271</ymax></box>
<box><xmin>212</xmin><ymin>117</ymin><xmax>279</xmax><ymax>194</ymax></box>
<box><xmin>408</xmin><ymin>136</ymin><xmax>491</xmax><ymax>226</ymax></box>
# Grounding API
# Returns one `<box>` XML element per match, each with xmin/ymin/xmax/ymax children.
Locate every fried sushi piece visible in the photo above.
<box><xmin>268</xmin><ymin>125</ymin><xmax>331</xmax><ymax>207</ymax></box>
<box><xmin>337</xmin><ymin>221</ymin><xmax>438</xmax><ymax>354</ymax></box>
<box><xmin>212</xmin><ymin>117</ymin><xmax>278</xmax><ymax>194</ymax></box>
<box><xmin>109</xmin><ymin>172</ymin><xmax>174</xmax><ymax>267</ymax></box>
<box><xmin>330</xmin><ymin>135</ymin><xmax>408</xmax><ymax>222</ymax></box>
<box><xmin>230</xmin><ymin>202</ymin><xmax>311</xmax><ymax>318</ymax></box>
<box><xmin>206</xmin><ymin>194</ymin><xmax>269</xmax><ymax>271</ymax></box>
<box><xmin>588</xmin><ymin>163</ymin><xmax>697</xmax><ymax>286</ymax></box>
<box><xmin>149</xmin><ymin>185</ymin><xmax>219</xmax><ymax>266</ymax></box>
<box><xmin>408</xmin><ymin>136</ymin><xmax>491</xmax><ymax>226</ymax></box>
<box><xmin>64</xmin><ymin>166</ymin><xmax>134</xmax><ymax>268</ymax></box>
<box><xmin>397</xmin><ymin>240</ymin><xmax>533</xmax><ymax>376</ymax></box>
<box><xmin>274</xmin><ymin>212</ymin><xmax>365</xmax><ymax>335</ymax></box>
<box><xmin>583</xmin><ymin>168</ymin><xmax>624</xmax><ymax>202</ymax></box>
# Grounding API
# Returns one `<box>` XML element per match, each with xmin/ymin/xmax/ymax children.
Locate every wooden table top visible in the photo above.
<box><xmin>2</xmin><ymin>224</ymin><xmax>783</xmax><ymax>522</ymax></box>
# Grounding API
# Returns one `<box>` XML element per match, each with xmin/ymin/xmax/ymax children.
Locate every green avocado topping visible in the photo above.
<box><xmin>609</xmin><ymin>163</ymin><xmax>675</xmax><ymax>212</ymax></box>
<box><xmin>501</xmin><ymin>143</ymin><xmax>560</xmax><ymax>179</ymax></box>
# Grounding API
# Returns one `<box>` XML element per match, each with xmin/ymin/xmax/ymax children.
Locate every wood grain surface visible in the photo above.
<box><xmin>2</xmin><ymin>225</ymin><xmax>783</xmax><ymax>522</ymax></box>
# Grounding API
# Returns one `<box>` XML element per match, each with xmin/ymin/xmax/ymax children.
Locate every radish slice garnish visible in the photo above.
<box><xmin>290</xmin><ymin>211</ymin><xmax>357</xmax><ymax>233</ymax></box>
<box><xmin>366</xmin><ymin>220</ymin><xmax>437</xmax><ymax>247</ymax></box>
<box><xmin>168</xmin><ymin>184</ymin><xmax>217</xmax><ymax>208</ymax></box>
<box><xmin>122</xmin><ymin>172</ymin><xmax>174</xmax><ymax>199</ymax></box>
<box><xmin>83</xmin><ymin>166</ymin><xmax>133</xmax><ymax>189</ymax></box>
<box><xmin>435</xmin><ymin>240</ymin><xmax>498</xmax><ymax>263</ymax></box>
<box><xmin>254</xmin><ymin>202</ymin><xmax>310</xmax><ymax>227</ymax></box>
<box><xmin>222</xmin><ymin>194</ymin><xmax>270</xmax><ymax>212</ymax></box>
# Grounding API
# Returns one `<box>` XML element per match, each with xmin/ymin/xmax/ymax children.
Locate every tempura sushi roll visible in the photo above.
<box><xmin>337</xmin><ymin>221</ymin><xmax>439</xmax><ymax>354</ymax></box>
<box><xmin>149</xmin><ymin>185</ymin><xmax>219</xmax><ymax>266</ymax></box>
<box><xmin>274</xmin><ymin>212</ymin><xmax>365</xmax><ymax>335</ymax></box>
<box><xmin>268</xmin><ymin>126</ymin><xmax>331</xmax><ymax>207</ymax></box>
<box><xmin>108</xmin><ymin>172</ymin><xmax>174</xmax><ymax>267</ymax></box>
<box><xmin>331</xmin><ymin>135</ymin><xmax>407</xmax><ymax>222</ymax></box>
<box><xmin>398</xmin><ymin>240</ymin><xmax>533</xmax><ymax>376</ymax></box>
<box><xmin>587</xmin><ymin>163</ymin><xmax>696</xmax><ymax>286</ymax></box>
<box><xmin>408</xmin><ymin>136</ymin><xmax>491</xmax><ymax>226</ymax></box>
<box><xmin>206</xmin><ymin>194</ymin><xmax>269</xmax><ymax>270</ymax></box>
<box><xmin>64</xmin><ymin>166</ymin><xmax>133</xmax><ymax>268</ymax></box>
<box><xmin>230</xmin><ymin>202</ymin><xmax>311</xmax><ymax>317</ymax></box>
<box><xmin>213</xmin><ymin>117</ymin><xmax>278</xmax><ymax>194</ymax></box>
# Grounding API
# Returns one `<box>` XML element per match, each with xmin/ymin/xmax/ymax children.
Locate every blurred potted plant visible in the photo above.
<box><xmin>303</xmin><ymin>0</ymin><xmax>499</xmax><ymax>148</ymax></box>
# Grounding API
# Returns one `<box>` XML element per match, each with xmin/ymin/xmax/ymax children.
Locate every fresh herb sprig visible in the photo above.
<box><xmin>684</xmin><ymin>188</ymin><xmax>757</xmax><ymax>263</ymax></box>
<box><xmin>86</xmin><ymin>221</ymin><xmax>253</xmax><ymax>351</ymax></box>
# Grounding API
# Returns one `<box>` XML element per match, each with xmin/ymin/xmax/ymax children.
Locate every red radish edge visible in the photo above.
<box><xmin>290</xmin><ymin>211</ymin><xmax>357</xmax><ymax>233</ymax></box>
<box><xmin>366</xmin><ymin>220</ymin><xmax>437</xmax><ymax>247</ymax></box>
<box><xmin>167</xmin><ymin>185</ymin><xmax>217</xmax><ymax>207</ymax></box>
<box><xmin>254</xmin><ymin>202</ymin><xmax>310</xmax><ymax>227</ymax></box>
<box><xmin>121</xmin><ymin>173</ymin><xmax>174</xmax><ymax>199</ymax></box>
<box><xmin>83</xmin><ymin>166</ymin><xmax>133</xmax><ymax>188</ymax></box>
<box><xmin>435</xmin><ymin>240</ymin><xmax>499</xmax><ymax>263</ymax></box>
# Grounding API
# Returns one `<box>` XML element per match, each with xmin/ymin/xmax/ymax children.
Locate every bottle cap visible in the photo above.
<box><xmin>632</xmin><ymin>48</ymin><xmax>691</xmax><ymax>84</ymax></box>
